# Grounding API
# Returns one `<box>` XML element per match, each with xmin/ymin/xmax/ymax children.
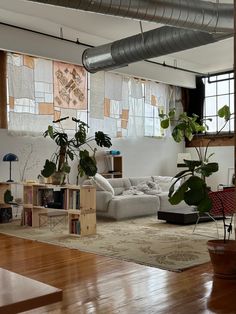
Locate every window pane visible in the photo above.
<box><xmin>217</xmin><ymin>78</ymin><xmax>229</xmax><ymax>95</ymax></box>
<box><xmin>144</xmin><ymin>117</ymin><xmax>154</xmax><ymax>136</ymax></box>
<box><xmin>205</xmin><ymin>97</ymin><xmax>216</xmax><ymax>116</ymax></box>
<box><xmin>205</xmin><ymin>116</ymin><xmax>217</xmax><ymax>133</ymax></box>
<box><xmin>218</xmin><ymin>116</ymin><xmax>229</xmax><ymax>132</ymax></box>
<box><xmin>205</xmin><ymin>79</ymin><xmax>216</xmax><ymax>97</ymax></box>
<box><xmin>145</xmin><ymin>103</ymin><xmax>153</xmax><ymax>117</ymax></box>
<box><xmin>230</xmin><ymin>94</ymin><xmax>234</xmax><ymax>113</ymax></box>
<box><xmin>217</xmin><ymin>95</ymin><xmax>229</xmax><ymax>110</ymax></box>
<box><xmin>203</xmin><ymin>72</ymin><xmax>234</xmax><ymax>134</ymax></box>
<box><xmin>230</xmin><ymin>78</ymin><xmax>234</xmax><ymax>94</ymax></box>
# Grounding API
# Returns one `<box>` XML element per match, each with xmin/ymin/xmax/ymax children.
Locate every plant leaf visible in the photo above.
<box><xmin>196</xmin><ymin>162</ymin><xmax>219</xmax><ymax>177</ymax></box>
<box><xmin>218</xmin><ymin>105</ymin><xmax>230</xmax><ymax>121</ymax></box>
<box><xmin>4</xmin><ymin>190</ymin><xmax>13</xmax><ymax>203</ymax></box>
<box><xmin>61</xmin><ymin>162</ymin><xmax>71</xmax><ymax>174</ymax></box>
<box><xmin>197</xmin><ymin>196</ymin><xmax>212</xmax><ymax>213</ymax></box>
<box><xmin>95</xmin><ymin>132</ymin><xmax>112</xmax><ymax>147</ymax></box>
<box><xmin>169</xmin><ymin>181</ymin><xmax>188</xmax><ymax>205</ymax></box>
<box><xmin>172</xmin><ymin>127</ymin><xmax>184</xmax><ymax>142</ymax></box>
<box><xmin>41</xmin><ymin>159</ymin><xmax>56</xmax><ymax>178</ymax></box>
<box><xmin>79</xmin><ymin>155</ymin><xmax>97</xmax><ymax>177</ymax></box>
<box><xmin>160</xmin><ymin>119</ymin><xmax>170</xmax><ymax>129</ymax></box>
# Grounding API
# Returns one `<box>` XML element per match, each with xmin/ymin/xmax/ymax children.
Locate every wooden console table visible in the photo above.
<box><xmin>0</xmin><ymin>268</ymin><xmax>62</xmax><ymax>313</ymax></box>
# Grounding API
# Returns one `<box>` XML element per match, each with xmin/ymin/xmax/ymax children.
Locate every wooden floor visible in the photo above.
<box><xmin>0</xmin><ymin>234</ymin><xmax>236</xmax><ymax>314</ymax></box>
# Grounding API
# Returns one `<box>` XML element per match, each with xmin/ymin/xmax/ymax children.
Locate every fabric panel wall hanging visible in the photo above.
<box><xmin>7</xmin><ymin>53</ymin><xmax>88</xmax><ymax>135</ymax></box>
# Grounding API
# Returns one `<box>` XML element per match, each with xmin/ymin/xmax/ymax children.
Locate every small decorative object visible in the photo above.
<box><xmin>3</xmin><ymin>153</ymin><xmax>19</xmax><ymax>182</ymax></box>
<box><xmin>37</xmin><ymin>174</ymin><xmax>45</xmax><ymax>184</ymax></box>
<box><xmin>109</xmin><ymin>150</ymin><xmax>121</xmax><ymax>155</ymax></box>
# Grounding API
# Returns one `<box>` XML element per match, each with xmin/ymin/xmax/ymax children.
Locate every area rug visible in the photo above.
<box><xmin>0</xmin><ymin>216</ymin><xmax>221</xmax><ymax>272</ymax></box>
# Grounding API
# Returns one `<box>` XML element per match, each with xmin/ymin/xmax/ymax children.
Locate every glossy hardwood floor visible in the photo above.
<box><xmin>0</xmin><ymin>234</ymin><xmax>236</xmax><ymax>314</ymax></box>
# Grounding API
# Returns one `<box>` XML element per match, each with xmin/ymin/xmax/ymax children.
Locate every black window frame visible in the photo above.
<box><xmin>202</xmin><ymin>71</ymin><xmax>234</xmax><ymax>135</ymax></box>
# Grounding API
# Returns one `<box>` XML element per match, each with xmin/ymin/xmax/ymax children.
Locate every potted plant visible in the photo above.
<box><xmin>160</xmin><ymin>105</ymin><xmax>236</xmax><ymax>278</ymax></box>
<box><xmin>41</xmin><ymin>117</ymin><xmax>112</xmax><ymax>184</ymax></box>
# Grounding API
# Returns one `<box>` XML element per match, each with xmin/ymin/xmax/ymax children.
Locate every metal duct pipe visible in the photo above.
<box><xmin>29</xmin><ymin>0</ymin><xmax>233</xmax><ymax>33</ymax></box>
<box><xmin>82</xmin><ymin>26</ymin><xmax>230</xmax><ymax>73</ymax></box>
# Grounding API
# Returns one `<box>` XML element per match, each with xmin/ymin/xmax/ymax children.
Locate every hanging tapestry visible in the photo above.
<box><xmin>7</xmin><ymin>53</ymin><xmax>88</xmax><ymax>135</ymax></box>
<box><xmin>54</xmin><ymin>61</ymin><xmax>87</xmax><ymax>110</ymax></box>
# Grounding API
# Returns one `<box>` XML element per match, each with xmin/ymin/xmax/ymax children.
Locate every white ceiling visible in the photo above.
<box><xmin>0</xmin><ymin>0</ymin><xmax>234</xmax><ymax>75</ymax></box>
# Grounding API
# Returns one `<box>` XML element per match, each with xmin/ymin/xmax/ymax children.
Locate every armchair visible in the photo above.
<box><xmin>193</xmin><ymin>187</ymin><xmax>235</xmax><ymax>238</ymax></box>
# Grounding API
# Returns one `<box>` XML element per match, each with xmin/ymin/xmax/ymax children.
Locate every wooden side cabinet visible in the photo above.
<box><xmin>68</xmin><ymin>185</ymin><xmax>96</xmax><ymax>236</ymax></box>
<box><xmin>0</xmin><ymin>182</ymin><xmax>12</xmax><ymax>223</ymax></box>
<box><xmin>22</xmin><ymin>184</ymin><xmax>96</xmax><ymax>237</ymax></box>
<box><xmin>101</xmin><ymin>155</ymin><xmax>123</xmax><ymax>178</ymax></box>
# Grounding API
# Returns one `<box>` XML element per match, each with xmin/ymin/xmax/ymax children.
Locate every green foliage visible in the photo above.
<box><xmin>79</xmin><ymin>150</ymin><xmax>97</xmax><ymax>177</ymax></box>
<box><xmin>41</xmin><ymin>159</ymin><xmax>56</xmax><ymax>178</ymax></box>
<box><xmin>41</xmin><ymin>117</ymin><xmax>112</xmax><ymax>179</ymax></box>
<box><xmin>95</xmin><ymin>131</ymin><xmax>112</xmax><ymax>147</ymax></box>
<box><xmin>4</xmin><ymin>189</ymin><xmax>13</xmax><ymax>204</ymax></box>
<box><xmin>159</xmin><ymin>105</ymin><xmax>232</xmax><ymax>214</ymax></box>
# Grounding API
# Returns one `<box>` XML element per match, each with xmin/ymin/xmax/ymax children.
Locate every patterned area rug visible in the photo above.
<box><xmin>0</xmin><ymin>216</ymin><xmax>221</xmax><ymax>272</ymax></box>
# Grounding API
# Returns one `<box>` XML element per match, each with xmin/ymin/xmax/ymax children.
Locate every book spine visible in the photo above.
<box><xmin>76</xmin><ymin>191</ymin><xmax>80</xmax><ymax>209</ymax></box>
<box><xmin>76</xmin><ymin>220</ymin><xmax>81</xmax><ymax>235</ymax></box>
<box><xmin>72</xmin><ymin>191</ymin><xmax>76</xmax><ymax>209</ymax></box>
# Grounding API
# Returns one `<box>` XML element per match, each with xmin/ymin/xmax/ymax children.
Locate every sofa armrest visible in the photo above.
<box><xmin>96</xmin><ymin>191</ymin><xmax>113</xmax><ymax>212</ymax></box>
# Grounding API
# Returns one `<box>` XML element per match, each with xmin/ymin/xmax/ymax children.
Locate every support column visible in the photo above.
<box><xmin>0</xmin><ymin>50</ymin><xmax>7</xmax><ymax>129</ymax></box>
<box><xmin>234</xmin><ymin>0</ymin><xmax>236</xmax><ymax>177</ymax></box>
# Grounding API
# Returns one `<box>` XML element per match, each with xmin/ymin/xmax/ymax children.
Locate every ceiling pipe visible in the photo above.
<box><xmin>28</xmin><ymin>0</ymin><xmax>233</xmax><ymax>33</ymax></box>
<box><xmin>28</xmin><ymin>0</ymin><xmax>233</xmax><ymax>73</ymax></box>
<box><xmin>82</xmin><ymin>26</ymin><xmax>231</xmax><ymax>73</ymax></box>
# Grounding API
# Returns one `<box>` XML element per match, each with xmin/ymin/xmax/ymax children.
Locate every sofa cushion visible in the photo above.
<box><xmin>107</xmin><ymin>178</ymin><xmax>132</xmax><ymax>196</ymax></box>
<box><xmin>152</xmin><ymin>176</ymin><xmax>178</xmax><ymax>192</ymax></box>
<box><xmin>129</xmin><ymin>176</ymin><xmax>153</xmax><ymax>186</ymax></box>
<box><xmin>92</xmin><ymin>173</ymin><xmax>115</xmax><ymax>196</ymax></box>
<box><xmin>96</xmin><ymin>191</ymin><xmax>113</xmax><ymax>212</ymax></box>
<box><xmin>158</xmin><ymin>192</ymin><xmax>192</xmax><ymax>211</ymax></box>
<box><xmin>106</xmin><ymin>194</ymin><xmax>160</xmax><ymax>220</ymax></box>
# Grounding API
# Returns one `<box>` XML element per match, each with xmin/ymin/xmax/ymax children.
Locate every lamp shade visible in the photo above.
<box><xmin>3</xmin><ymin>153</ymin><xmax>18</xmax><ymax>182</ymax></box>
<box><xmin>3</xmin><ymin>153</ymin><xmax>18</xmax><ymax>162</ymax></box>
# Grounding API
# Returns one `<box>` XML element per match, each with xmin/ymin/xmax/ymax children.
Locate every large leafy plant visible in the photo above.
<box><xmin>159</xmin><ymin>105</ymin><xmax>231</xmax><ymax>214</ymax></box>
<box><xmin>41</xmin><ymin>117</ymin><xmax>112</xmax><ymax>180</ymax></box>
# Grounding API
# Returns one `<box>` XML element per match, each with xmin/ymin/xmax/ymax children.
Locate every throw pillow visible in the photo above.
<box><xmin>92</xmin><ymin>173</ymin><xmax>115</xmax><ymax>196</ymax></box>
<box><xmin>152</xmin><ymin>176</ymin><xmax>174</xmax><ymax>192</ymax></box>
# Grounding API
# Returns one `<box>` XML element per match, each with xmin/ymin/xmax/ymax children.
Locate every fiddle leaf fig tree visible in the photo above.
<box><xmin>41</xmin><ymin>117</ymin><xmax>112</xmax><ymax>182</ymax></box>
<box><xmin>159</xmin><ymin>105</ymin><xmax>231</xmax><ymax>213</ymax></box>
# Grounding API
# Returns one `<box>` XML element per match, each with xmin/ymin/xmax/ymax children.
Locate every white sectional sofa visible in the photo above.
<box><xmin>83</xmin><ymin>175</ymin><xmax>191</xmax><ymax>220</ymax></box>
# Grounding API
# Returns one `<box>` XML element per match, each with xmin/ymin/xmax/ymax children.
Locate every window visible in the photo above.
<box><xmin>203</xmin><ymin>72</ymin><xmax>234</xmax><ymax>134</ymax></box>
<box><xmin>89</xmin><ymin>72</ymin><xmax>180</xmax><ymax>138</ymax></box>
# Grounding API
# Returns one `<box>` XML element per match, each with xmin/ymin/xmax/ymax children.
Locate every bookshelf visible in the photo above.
<box><xmin>101</xmin><ymin>155</ymin><xmax>123</xmax><ymax>178</ymax></box>
<box><xmin>0</xmin><ymin>182</ymin><xmax>12</xmax><ymax>223</ymax></box>
<box><xmin>0</xmin><ymin>182</ymin><xmax>11</xmax><ymax>205</ymax></box>
<box><xmin>22</xmin><ymin>184</ymin><xmax>96</xmax><ymax>236</ymax></box>
<box><xmin>68</xmin><ymin>185</ymin><xmax>96</xmax><ymax>236</ymax></box>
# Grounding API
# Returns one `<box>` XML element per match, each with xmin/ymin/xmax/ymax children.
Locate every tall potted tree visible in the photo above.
<box><xmin>160</xmin><ymin>105</ymin><xmax>236</xmax><ymax>278</ymax></box>
<box><xmin>41</xmin><ymin>117</ymin><xmax>112</xmax><ymax>184</ymax></box>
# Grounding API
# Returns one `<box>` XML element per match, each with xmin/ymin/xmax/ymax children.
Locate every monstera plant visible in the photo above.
<box><xmin>41</xmin><ymin>117</ymin><xmax>112</xmax><ymax>184</ymax></box>
<box><xmin>159</xmin><ymin>105</ymin><xmax>231</xmax><ymax>213</ymax></box>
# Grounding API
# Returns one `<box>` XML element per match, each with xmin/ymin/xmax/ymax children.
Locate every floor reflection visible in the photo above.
<box><xmin>207</xmin><ymin>276</ymin><xmax>236</xmax><ymax>313</ymax></box>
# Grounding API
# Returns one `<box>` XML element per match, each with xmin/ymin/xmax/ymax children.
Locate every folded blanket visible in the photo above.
<box><xmin>122</xmin><ymin>187</ymin><xmax>144</xmax><ymax>195</ymax></box>
<box><xmin>122</xmin><ymin>180</ymin><xmax>162</xmax><ymax>196</ymax></box>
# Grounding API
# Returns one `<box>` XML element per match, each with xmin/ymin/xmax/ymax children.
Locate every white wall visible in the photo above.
<box><xmin>0</xmin><ymin>129</ymin><xmax>183</xmax><ymax>184</ymax></box>
<box><xmin>186</xmin><ymin>146</ymin><xmax>234</xmax><ymax>191</ymax></box>
<box><xmin>0</xmin><ymin>130</ymin><xmax>233</xmax><ymax>194</ymax></box>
